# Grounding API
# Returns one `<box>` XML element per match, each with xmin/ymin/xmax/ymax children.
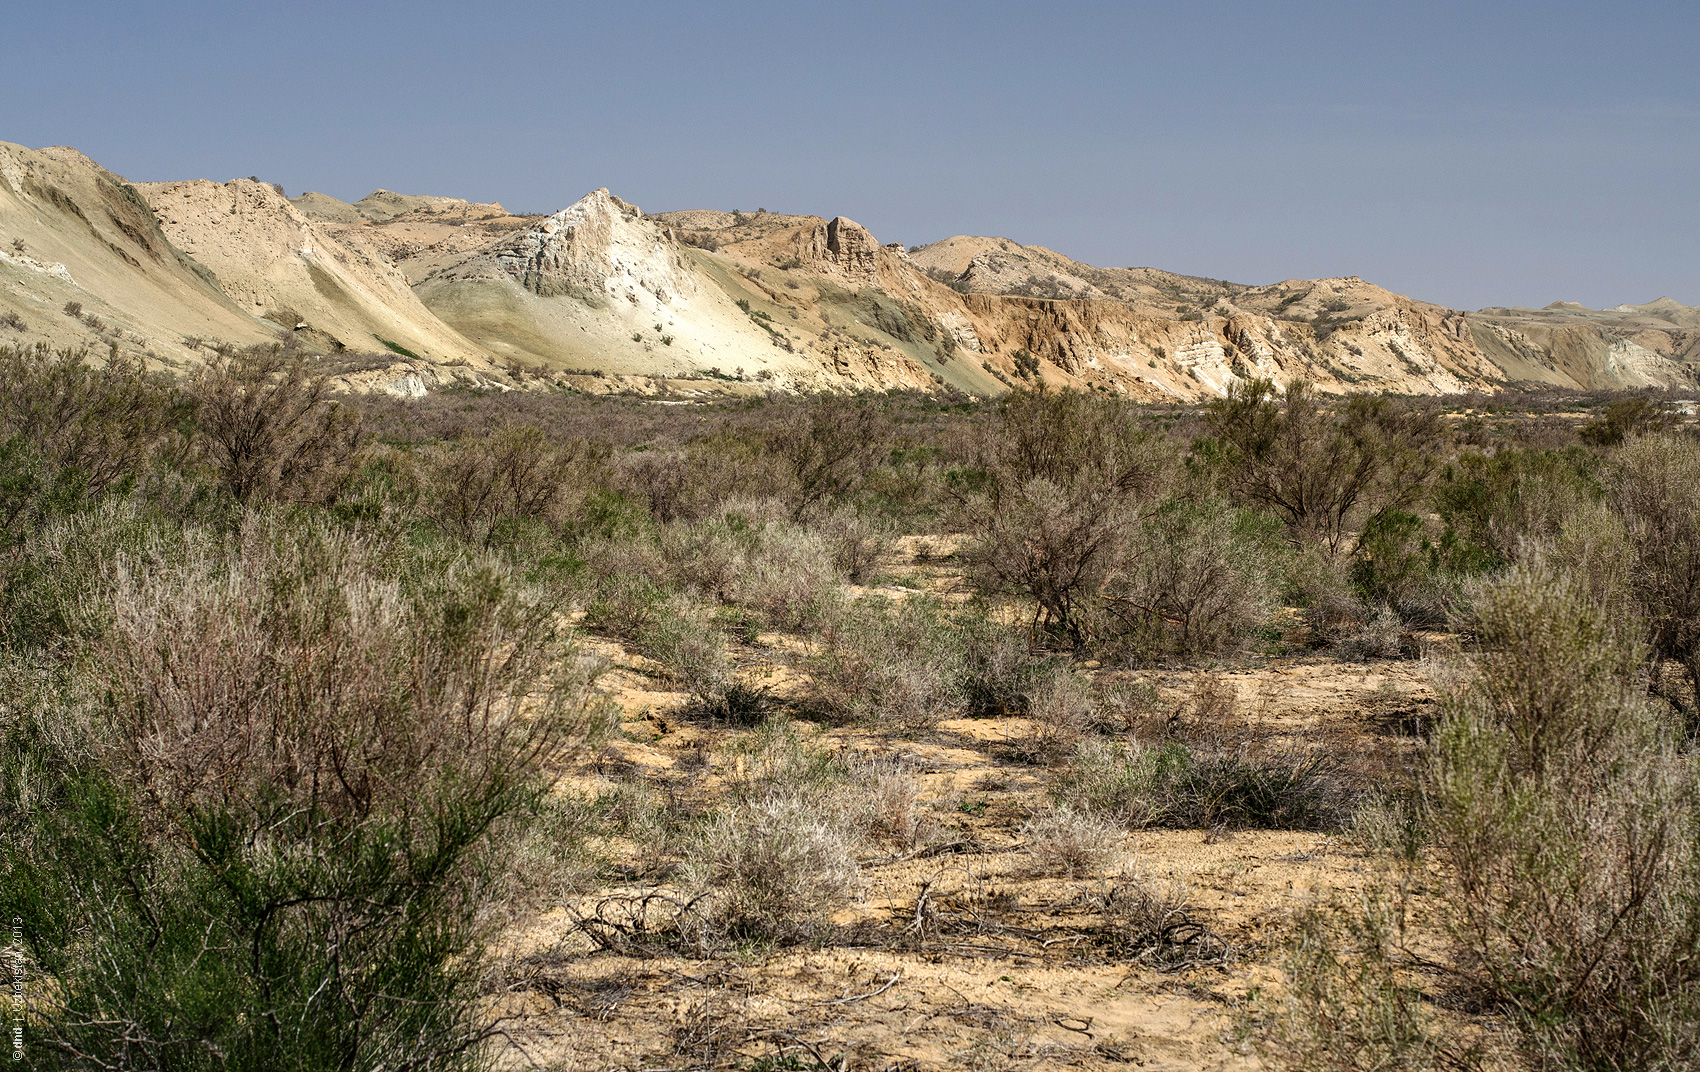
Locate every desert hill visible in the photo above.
<box><xmin>140</xmin><ymin>178</ymin><xmax>492</xmax><ymax>367</ymax></box>
<box><xmin>1</xmin><ymin>140</ymin><xmax>1694</xmax><ymax>399</ymax></box>
<box><xmin>1469</xmin><ymin>298</ymin><xmax>1700</xmax><ymax>389</ymax></box>
<box><xmin>0</xmin><ymin>142</ymin><xmax>274</xmax><ymax>366</ymax></box>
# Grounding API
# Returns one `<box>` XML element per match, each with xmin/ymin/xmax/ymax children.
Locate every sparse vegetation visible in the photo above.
<box><xmin>375</xmin><ymin>336</ymin><xmax>420</xmax><ymax>359</ymax></box>
<box><xmin>0</xmin><ymin>360</ymin><xmax>1694</xmax><ymax>1069</ymax></box>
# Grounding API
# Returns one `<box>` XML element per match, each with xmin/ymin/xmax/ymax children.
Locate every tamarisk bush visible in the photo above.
<box><xmin>2</xmin><ymin>511</ymin><xmax>608</xmax><ymax>1071</ymax></box>
<box><xmin>1428</xmin><ymin>567</ymin><xmax>1700</xmax><ymax>1069</ymax></box>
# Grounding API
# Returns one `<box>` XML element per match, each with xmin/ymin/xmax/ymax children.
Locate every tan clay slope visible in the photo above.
<box><xmin>0</xmin><ymin>142</ymin><xmax>274</xmax><ymax>364</ymax></box>
<box><xmin>654</xmin><ymin>211</ymin><xmax>1499</xmax><ymax>399</ymax></box>
<box><xmin>140</xmin><ymin>178</ymin><xmax>493</xmax><ymax>366</ymax></box>
<box><xmin>909</xmin><ymin>230</ymin><xmax>1696</xmax><ymax>394</ymax></box>
<box><xmin>292</xmin><ymin>189</ymin><xmax>510</xmax><ymax>225</ymax></box>
<box><xmin>410</xmin><ymin>190</ymin><xmax>955</xmax><ymax>392</ymax></box>
<box><xmin>288</xmin><ymin>191</ymin><xmax>367</xmax><ymax>224</ymax></box>
<box><xmin>1468</xmin><ymin>299</ymin><xmax>1700</xmax><ymax>389</ymax></box>
<box><xmin>9</xmin><ymin>137</ymin><xmax>1689</xmax><ymax>398</ymax></box>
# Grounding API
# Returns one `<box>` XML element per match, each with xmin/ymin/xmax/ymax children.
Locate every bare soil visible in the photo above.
<box><xmin>484</xmin><ymin>549</ymin><xmax>1447</xmax><ymax>1071</ymax></box>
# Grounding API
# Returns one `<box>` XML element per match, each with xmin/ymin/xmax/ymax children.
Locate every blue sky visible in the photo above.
<box><xmin>4</xmin><ymin>1</ymin><xmax>1694</xmax><ymax>310</ymax></box>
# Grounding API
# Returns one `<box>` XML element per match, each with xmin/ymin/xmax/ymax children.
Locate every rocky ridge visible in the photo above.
<box><xmin>0</xmin><ymin>139</ymin><xmax>1694</xmax><ymax>399</ymax></box>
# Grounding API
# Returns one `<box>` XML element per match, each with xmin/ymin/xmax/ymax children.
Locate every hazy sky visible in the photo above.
<box><xmin>4</xmin><ymin>1</ymin><xmax>1694</xmax><ymax>310</ymax></box>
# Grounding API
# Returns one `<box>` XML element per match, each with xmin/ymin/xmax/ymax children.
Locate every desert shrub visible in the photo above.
<box><xmin>682</xmin><ymin>726</ymin><xmax>861</xmax><ymax>941</ymax></box>
<box><xmin>420</xmin><ymin>424</ymin><xmax>599</xmax><ymax>544</ymax></box>
<box><xmin>1349</xmin><ymin>509</ymin><xmax>1453</xmax><ymax>627</ymax></box>
<box><xmin>683</xmin><ymin>793</ymin><xmax>857</xmax><ymax>943</ymax></box>
<box><xmin>1432</xmin><ymin>446</ymin><xmax>1599</xmax><ymax>572</ymax></box>
<box><xmin>860</xmin><ymin>758</ymin><xmax>941</xmax><ymax>852</ymax></box>
<box><xmin>662</xmin><ymin>498</ymin><xmax>840</xmax><ymax>628</ymax></box>
<box><xmin>0</xmin><ymin>344</ymin><xmax>181</xmax><ymax>532</ymax></box>
<box><xmin>187</xmin><ymin>346</ymin><xmax>363</xmax><ymax>504</ymax></box>
<box><xmin>1005</xmin><ymin>663</ymin><xmax>1098</xmax><ymax>764</ymax></box>
<box><xmin>720</xmin><ymin>718</ymin><xmax>850</xmax><ymax>805</ymax></box>
<box><xmin>808</xmin><ymin>594</ymin><xmax>966</xmax><ymax>732</ymax></box>
<box><xmin>1607</xmin><ymin>434</ymin><xmax>1700</xmax><ymax>727</ymax></box>
<box><xmin>592</xmin><ymin>778</ymin><xmax>691</xmax><ymax>879</ymax></box>
<box><xmin>1350</xmin><ymin>791</ymin><xmax>1428</xmax><ymax>865</ymax></box>
<box><xmin>760</xmin><ymin>396</ymin><xmax>893</xmax><ymax>520</ymax></box>
<box><xmin>1102</xmin><ymin>496</ymin><xmax>1284</xmax><ymax>657</ymax></box>
<box><xmin>1090</xmin><ymin>873</ymin><xmax>1222</xmax><ymax>968</ymax></box>
<box><xmin>0</xmin><ymin>498</ymin><xmax>184</xmax><ymax>652</ymax></box>
<box><xmin>1202</xmin><ymin>379</ymin><xmax>1442</xmax><ymax>557</ymax></box>
<box><xmin>1287</xmin><ymin>545</ymin><xmax>1366</xmax><ymax>645</ymax></box>
<box><xmin>499</xmin><ymin>792</ymin><xmax>610</xmax><ymax>909</ymax></box>
<box><xmin>613</xmin><ymin>444</ymin><xmax>777</xmax><ymax>524</ymax></box>
<box><xmin>960</xmin><ymin>623</ymin><xmax>1054</xmax><ymax>717</ymax></box>
<box><xmin>693</xmin><ymin>679</ymin><xmax>780</xmax><ymax>727</ymax></box>
<box><xmin>1058</xmin><ymin>737</ymin><xmax>1352</xmax><ymax>831</ymax></box>
<box><xmin>958</xmin><ymin>390</ymin><xmax>1169</xmax><ymax>648</ymax></box>
<box><xmin>1580</xmin><ymin>395</ymin><xmax>1675</xmax><ymax>447</ymax></box>
<box><xmin>1022</xmin><ymin>805</ymin><xmax>1121</xmax><ymax>877</ymax></box>
<box><xmin>2</xmin><ymin>510</ymin><xmax>608</xmax><ymax>1071</ymax></box>
<box><xmin>1094</xmin><ymin>677</ymin><xmax>1162</xmax><ymax>732</ymax></box>
<box><xmin>813</xmin><ymin>505</ymin><xmax>893</xmax><ymax>583</ymax></box>
<box><xmin>1334</xmin><ymin>602</ymin><xmax>1411</xmax><ymax>661</ymax></box>
<box><xmin>1253</xmin><ymin>893</ymin><xmax>1459</xmax><ymax>1072</ymax></box>
<box><xmin>1287</xmin><ymin>548</ymin><xmax>1415</xmax><ymax>657</ymax></box>
<box><xmin>1428</xmin><ymin>566</ymin><xmax>1700</xmax><ymax>1069</ymax></box>
<box><xmin>636</xmin><ymin>594</ymin><xmax>729</xmax><ymax>703</ymax></box>
<box><xmin>582</xmin><ymin>568</ymin><xmax>668</xmax><ymax>640</ymax></box>
<box><xmin>959</xmin><ymin>623</ymin><xmax>1105</xmax><ymax>759</ymax></box>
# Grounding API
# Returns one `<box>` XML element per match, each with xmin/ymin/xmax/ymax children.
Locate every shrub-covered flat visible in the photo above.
<box><xmin>2</xmin><ymin>343</ymin><xmax>1697</xmax><ymax>1070</ymax></box>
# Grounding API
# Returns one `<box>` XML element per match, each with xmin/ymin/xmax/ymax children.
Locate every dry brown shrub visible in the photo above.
<box><xmin>959</xmin><ymin>390</ymin><xmax>1169</xmax><ymax>648</ymax></box>
<box><xmin>187</xmin><ymin>346</ymin><xmax>363</xmax><ymax>504</ymax></box>
<box><xmin>1021</xmin><ymin>805</ymin><xmax>1121</xmax><ymax>877</ymax></box>
<box><xmin>421</xmin><ymin>424</ymin><xmax>600</xmax><ymax>544</ymax></box>
<box><xmin>95</xmin><ymin>512</ymin><xmax>607</xmax><ymax>821</ymax></box>
<box><xmin>861</xmin><ymin>758</ymin><xmax>941</xmax><ymax>852</ymax></box>
<box><xmin>1005</xmin><ymin>665</ymin><xmax>1097</xmax><ymax>764</ymax></box>
<box><xmin>0</xmin><ymin>343</ymin><xmax>179</xmax><ymax>504</ymax></box>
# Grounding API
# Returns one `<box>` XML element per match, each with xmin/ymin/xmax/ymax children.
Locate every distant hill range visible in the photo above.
<box><xmin>1</xmin><ymin>141</ymin><xmax>1694</xmax><ymax>399</ymax></box>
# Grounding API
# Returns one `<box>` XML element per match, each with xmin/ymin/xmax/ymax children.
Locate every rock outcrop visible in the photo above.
<box><xmin>488</xmin><ymin>189</ymin><xmax>697</xmax><ymax>305</ymax></box>
<box><xmin>796</xmin><ymin>216</ymin><xmax>882</xmax><ymax>283</ymax></box>
<box><xmin>3</xmin><ymin>140</ymin><xmax>1693</xmax><ymax>401</ymax></box>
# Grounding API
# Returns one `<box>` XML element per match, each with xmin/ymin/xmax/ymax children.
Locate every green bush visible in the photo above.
<box><xmin>1253</xmin><ymin>893</ymin><xmax>1457</xmax><ymax>1072</ymax></box>
<box><xmin>1607</xmin><ymin>434</ymin><xmax>1700</xmax><ymax>729</ymax></box>
<box><xmin>1428</xmin><ymin>567</ymin><xmax>1700</xmax><ymax>1069</ymax></box>
<box><xmin>1432</xmin><ymin>446</ymin><xmax>1598</xmax><ymax>573</ymax></box>
<box><xmin>1058</xmin><ymin>737</ymin><xmax>1351</xmax><ymax>831</ymax></box>
<box><xmin>661</xmin><ymin>498</ymin><xmax>840</xmax><ymax>629</ymax></box>
<box><xmin>1580</xmin><ymin>396</ymin><xmax>1675</xmax><ymax>447</ymax></box>
<box><xmin>1103</xmin><ymin>496</ymin><xmax>1284</xmax><ymax>656</ymax></box>
<box><xmin>808</xmin><ymin>594</ymin><xmax>966</xmax><ymax>733</ymax></box>
<box><xmin>1</xmin><ymin>511</ymin><xmax>608</xmax><ymax>1071</ymax></box>
<box><xmin>1202</xmin><ymin>379</ymin><xmax>1442</xmax><ymax>557</ymax></box>
<box><xmin>0</xmin><ymin>343</ymin><xmax>181</xmax><ymax>543</ymax></box>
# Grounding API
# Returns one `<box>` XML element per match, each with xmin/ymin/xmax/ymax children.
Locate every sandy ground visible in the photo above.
<box><xmin>477</xmin><ymin>545</ymin><xmax>1456</xmax><ymax>1072</ymax></box>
